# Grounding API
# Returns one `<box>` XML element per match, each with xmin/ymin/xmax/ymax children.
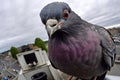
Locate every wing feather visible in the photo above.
<box><xmin>95</xmin><ymin>26</ymin><xmax>116</xmax><ymax>70</ymax></box>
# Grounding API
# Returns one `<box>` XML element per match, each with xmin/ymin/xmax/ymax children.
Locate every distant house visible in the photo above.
<box><xmin>107</xmin><ymin>27</ymin><xmax>120</xmax><ymax>37</ymax></box>
<box><xmin>17</xmin><ymin>44</ymin><xmax>39</xmax><ymax>53</ymax></box>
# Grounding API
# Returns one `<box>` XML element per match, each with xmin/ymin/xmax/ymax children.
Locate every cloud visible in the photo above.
<box><xmin>81</xmin><ymin>0</ymin><xmax>120</xmax><ymax>27</ymax></box>
<box><xmin>0</xmin><ymin>0</ymin><xmax>120</xmax><ymax>53</ymax></box>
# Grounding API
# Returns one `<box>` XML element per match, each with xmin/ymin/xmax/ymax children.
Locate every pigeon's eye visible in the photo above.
<box><xmin>63</xmin><ymin>13</ymin><xmax>69</xmax><ymax>18</ymax></box>
<box><xmin>63</xmin><ymin>10</ymin><xmax>69</xmax><ymax>19</ymax></box>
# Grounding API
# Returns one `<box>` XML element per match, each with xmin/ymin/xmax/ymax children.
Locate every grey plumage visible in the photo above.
<box><xmin>95</xmin><ymin>26</ymin><xmax>116</xmax><ymax>70</ymax></box>
<box><xmin>40</xmin><ymin>2</ymin><xmax>71</xmax><ymax>25</ymax></box>
<box><xmin>40</xmin><ymin>2</ymin><xmax>116</xmax><ymax>80</ymax></box>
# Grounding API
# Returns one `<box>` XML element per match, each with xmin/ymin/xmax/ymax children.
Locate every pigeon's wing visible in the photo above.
<box><xmin>95</xmin><ymin>26</ymin><xmax>116</xmax><ymax>70</ymax></box>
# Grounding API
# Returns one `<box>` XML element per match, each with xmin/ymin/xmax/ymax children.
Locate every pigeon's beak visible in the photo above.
<box><xmin>46</xmin><ymin>19</ymin><xmax>64</xmax><ymax>37</ymax></box>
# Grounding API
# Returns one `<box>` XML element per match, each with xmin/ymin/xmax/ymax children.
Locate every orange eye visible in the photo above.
<box><xmin>63</xmin><ymin>10</ymin><xmax>69</xmax><ymax>19</ymax></box>
<box><xmin>63</xmin><ymin>13</ymin><xmax>69</xmax><ymax>18</ymax></box>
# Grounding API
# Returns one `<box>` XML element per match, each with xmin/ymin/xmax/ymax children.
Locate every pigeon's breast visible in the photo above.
<box><xmin>48</xmin><ymin>28</ymin><xmax>103</xmax><ymax>78</ymax></box>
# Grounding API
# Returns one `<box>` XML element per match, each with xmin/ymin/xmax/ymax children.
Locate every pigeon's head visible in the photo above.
<box><xmin>40</xmin><ymin>2</ymin><xmax>71</xmax><ymax>37</ymax></box>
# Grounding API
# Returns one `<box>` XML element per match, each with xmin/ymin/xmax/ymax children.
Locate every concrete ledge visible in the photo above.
<box><xmin>106</xmin><ymin>75</ymin><xmax>120</xmax><ymax>80</ymax></box>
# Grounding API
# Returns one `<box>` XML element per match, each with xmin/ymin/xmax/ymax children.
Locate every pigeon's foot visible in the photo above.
<box><xmin>67</xmin><ymin>75</ymin><xmax>81</xmax><ymax>80</ymax></box>
<box><xmin>93</xmin><ymin>77</ymin><xmax>97</xmax><ymax>80</ymax></box>
<box><xmin>67</xmin><ymin>75</ymin><xmax>73</xmax><ymax>80</ymax></box>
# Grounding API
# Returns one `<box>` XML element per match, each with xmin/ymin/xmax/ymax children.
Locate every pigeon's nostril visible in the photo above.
<box><xmin>51</xmin><ymin>24</ymin><xmax>57</xmax><ymax>27</ymax></box>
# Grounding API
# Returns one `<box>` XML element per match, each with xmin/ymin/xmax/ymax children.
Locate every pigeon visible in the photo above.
<box><xmin>40</xmin><ymin>2</ymin><xmax>116</xmax><ymax>80</ymax></box>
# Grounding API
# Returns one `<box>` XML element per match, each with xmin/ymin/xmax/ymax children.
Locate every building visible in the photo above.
<box><xmin>17</xmin><ymin>48</ymin><xmax>64</xmax><ymax>80</ymax></box>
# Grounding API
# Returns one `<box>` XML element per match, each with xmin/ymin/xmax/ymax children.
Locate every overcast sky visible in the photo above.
<box><xmin>0</xmin><ymin>0</ymin><xmax>120</xmax><ymax>53</ymax></box>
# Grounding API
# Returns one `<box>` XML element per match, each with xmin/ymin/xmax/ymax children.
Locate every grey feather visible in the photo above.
<box><xmin>94</xmin><ymin>26</ymin><xmax>116</xmax><ymax>70</ymax></box>
<box><xmin>40</xmin><ymin>2</ymin><xmax>71</xmax><ymax>24</ymax></box>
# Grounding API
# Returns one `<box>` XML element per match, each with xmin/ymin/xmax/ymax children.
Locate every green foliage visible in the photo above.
<box><xmin>34</xmin><ymin>38</ymin><xmax>48</xmax><ymax>52</ymax></box>
<box><xmin>10</xmin><ymin>46</ymin><xmax>19</xmax><ymax>59</ymax></box>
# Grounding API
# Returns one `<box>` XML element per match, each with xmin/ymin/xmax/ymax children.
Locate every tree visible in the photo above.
<box><xmin>10</xmin><ymin>46</ymin><xmax>19</xmax><ymax>59</ymax></box>
<box><xmin>34</xmin><ymin>38</ymin><xmax>48</xmax><ymax>52</ymax></box>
